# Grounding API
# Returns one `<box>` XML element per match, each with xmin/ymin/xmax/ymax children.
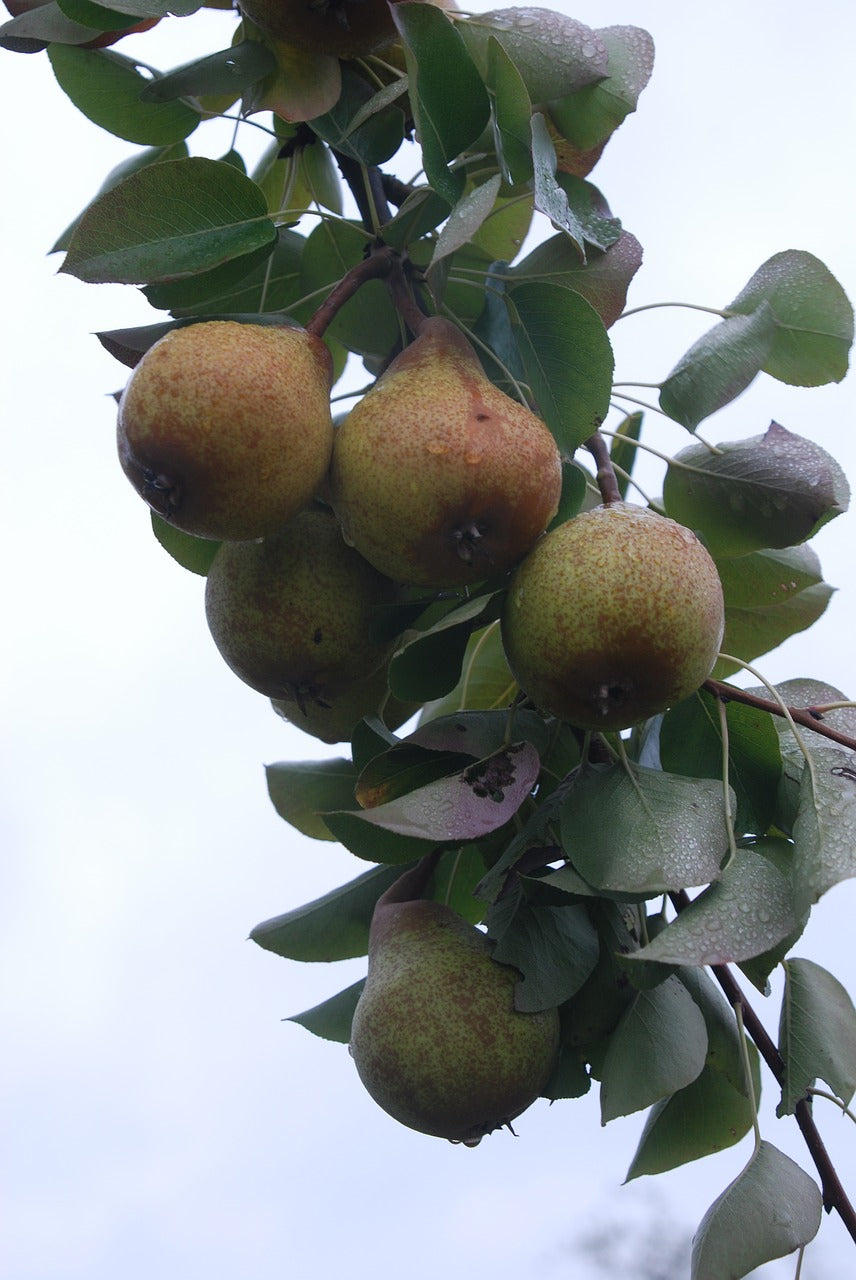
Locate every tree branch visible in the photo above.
<box><xmin>585</xmin><ymin>432</ymin><xmax>623</xmax><ymax>506</ymax></box>
<box><xmin>704</xmin><ymin>678</ymin><xmax>856</xmax><ymax>753</ymax></box>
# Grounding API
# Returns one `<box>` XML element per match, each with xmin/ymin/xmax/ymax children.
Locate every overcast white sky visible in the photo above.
<box><xmin>2</xmin><ymin>2</ymin><xmax>856</xmax><ymax>1277</ymax></box>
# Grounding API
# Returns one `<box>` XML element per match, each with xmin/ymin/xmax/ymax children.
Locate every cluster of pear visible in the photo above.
<box><xmin>115</xmin><ymin>315</ymin><xmax>564</xmax><ymax>741</ymax></box>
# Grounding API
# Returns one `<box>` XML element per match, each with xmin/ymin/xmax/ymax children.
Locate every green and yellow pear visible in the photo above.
<box><xmin>117</xmin><ymin>321</ymin><xmax>334</xmax><ymax>542</ymax></box>
<box><xmin>350</xmin><ymin>857</ymin><xmax>560</xmax><ymax>1144</ymax></box>
<box><xmin>270</xmin><ymin>658</ymin><xmax>418</xmax><ymax>744</ymax></box>
<box><xmin>329</xmin><ymin>316</ymin><xmax>562</xmax><ymax>588</ymax></box>
<box><xmin>501</xmin><ymin>502</ymin><xmax>725</xmax><ymax>730</ymax></box>
<box><xmin>205</xmin><ymin>508</ymin><xmax>399</xmax><ymax>701</ymax></box>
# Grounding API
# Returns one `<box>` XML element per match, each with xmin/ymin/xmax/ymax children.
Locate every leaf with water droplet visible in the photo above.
<box><xmin>663</xmin><ymin>422</ymin><xmax>849</xmax><ymax>556</ymax></box>
<box><xmin>659</xmin><ymin>303</ymin><xmax>777</xmax><ymax>429</ymax></box>
<box><xmin>778</xmin><ymin>956</ymin><xmax>856</xmax><ymax>1115</ymax></box>
<box><xmin>627</xmin><ymin>839</ymin><xmax>803</xmax><ymax>967</ymax></box>
<box><xmin>489</xmin><ymin>902</ymin><xmax>599</xmax><ymax>1011</ymax></box>
<box><xmin>791</xmin><ymin>741</ymin><xmax>856</xmax><ymax>911</ymax></box>
<box><xmin>137</xmin><ymin>40</ymin><xmax>275</xmax><ymax>103</ymax></box>
<box><xmin>549</xmin><ymin>24</ymin><xmax>655</xmax><ymax>155</ymax></box>
<box><xmin>690</xmin><ymin>1141</ymin><xmax>822</xmax><ymax>1279</ymax></box>
<box><xmin>561</xmin><ymin>763</ymin><xmax>731</xmax><ymax>894</ymax></box>
<box><xmin>459</xmin><ymin>6</ymin><xmax>608</xmax><ymax>103</ymax></box>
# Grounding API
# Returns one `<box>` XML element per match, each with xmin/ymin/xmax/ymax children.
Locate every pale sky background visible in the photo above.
<box><xmin>2</xmin><ymin>2</ymin><xmax>856</xmax><ymax>1277</ymax></box>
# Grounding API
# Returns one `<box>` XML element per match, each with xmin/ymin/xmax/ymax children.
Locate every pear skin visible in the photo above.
<box><xmin>205</xmin><ymin>508</ymin><xmax>399</xmax><ymax>701</ymax></box>
<box><xmin>501</xmin><ymin>503</ymin><xmax>725</xmax><ymax>730</ymax></box>
<box><xmin>330</xmin><ymin>317</ymin><xmax>562</xmax><ymax>588</ymax></box>
<box><xmin>350</xmin><ymin>858</ymin><xmax>560</xmax><ymax>1143</ymax></box>
<box><xmin>118</xmin><ymin>321</ymin><xmax>334</xmax><ymax>542</ymax></box>
<box><xmin>270</xmin><ymin>659</ymin><xmax>418</xmax><ymax>744</ymax></box>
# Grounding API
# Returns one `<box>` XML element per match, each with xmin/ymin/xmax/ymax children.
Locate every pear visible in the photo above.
<box><xmin>349</xmin><ymin>857</ymin><xmax>560</xmax><ymax>1144</ymax></box>
<box><xmin>205</xmin><ymin>508</ymin><xmax>399</xmax><ymax>701</ymax></box>
<box><xmin>117</xmin><ymin>320</ymin><xmax>334</xmax><ymax>542</ymax></box>
<box><xmin>329</xmin><ymin>316</ymin><xmax>562</xmax><ymax>588</ymax></box>
<box><xmin>270</xmin><ymin>658</ymin><xmax>418</xmax><ymax>744</ymax></box>
<box><xmin>238</xmin><ymin>0</ymin><xmax>433</xmax><ymax>57</ymax></box>
<box><xmin>501</xmin><ymin>502</ymin><xmax>725</xmax><ymax>730</ymax></box>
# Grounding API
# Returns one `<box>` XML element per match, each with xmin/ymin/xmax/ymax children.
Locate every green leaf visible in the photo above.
<box><xmin>250</xmin><ymin>863</ymin><xmax>413</xmax><ymax>962</ymax></box>
<box><xmin>431</xmin><ymin>175</ymin><xmax>502</xmax><ymax>266</ymax></box>
<box><xmin>298</xmin><ymin>219</ymin><xmax>398</xmax><ymax>358</ymax></box>
<box><xmin>328</xmin><ymin>741</ymin><xmax>541</xmax><ymax>843</ymax></box>
<box><xmin>145</xmin><ymin>229</ymin><xmax>304</xmax><ymax>318</ymax></box>
<box><xmin>728</xmin><ymin>249</ymin><xmax>854</xmax><ymax>386</ymax></box>
<box><xmin>659</xmin><ymin>303</ymin><xmax>778</xmax><ymax>430</ymax></box>
<box><xmin>459</xmin><ymin>8</ymin><xmax>608</xmax><ymax>102</ymax></box>
<box><xmin>420</xmin><ymin>623</ymin><xmax>518</xmax><ymax>720</ymax></box>
<box><xmin>713</xmin><ymin>544</ymin><xmax>834</xmax><ymax>679</ymax></box>
<box><xmin>690</xmin><ymin>1141</ymin><xmax>822</xmax><ymax>1279</ymax></box>
<box><xmin>778</xmin><ymin>957</ymin><xmax>856</xmax><ymax>1113</ymax></box>
<box><xmin>309</xmin><ymin>63</ymin><xmax>405</xmax><ymax>165</ymax></box>
<box><xmin>485</xmin><ymin>35</ymin><xmax>533</xmax><ymax>184</ymax></box>
<box><xmin>530</xmin><ymin>112</ymin><xmax>587</xmax><ymax>250</ymax></box>
<box><xmin>266</xmin><ymin>758</ymin><xmax>358</xmax><ymax>841</ymax></box>
<box><xmin>599</xmin><ymin>977</ymin><xmax>708</xmax><ymax>1121</ymax></box>
<box><xmin>137</xmin><ymin>40</ymin><xmax>275</xmax><ymax>102</ymax></box>
<box><xmin>489</xmin><ymin>904</ymin><xmax>599</xmax><ymax>1012</ymax></box>
<box><xmin>626</xmin><ymin>1064</ymin><xmax>756</xmax><ymax>1179</ymax></box>
<box><xmin>549</xmin><ymin>24</ymin><xmax>655</xmax><ymax>153</ymax></box>
<box><xmin>61</xmin><ymin>156</ymin><xmax>276</xmax><ymax>285</ymax></box>
<box><xmin>47</xmin><ymin>45</ymin><xmax>200</xmax><ymax>146</ymax></box>
<box><xmin>629</xmin><ymin>841</ymin><xmax>802</xmax><ymax>967</ymax></box>
<box><xmin>393</xmin><ymin>2</ymin><xmax>490</xmax><ymax>205</ymax></box>
<box><xmin>322</xmin><ymin>810</ymin><xmax>437</xmax><ymax>865</ymax></box>
<box><xmin>1</xmin><ymin>1</ymin><xmax>101</xmax><ymax>46</ymax></box>
<box><xmin>663</xmin><ymin>422</ymin><xmax>850</xmax><ymax>557</ymax></box>
<box><xmin>561</xmin><ymin>764</ymin><xmax>730</xmax><ymax>895</ymax></box>
<box><xmin>791</xmin><ymin>741</ymin><xmax>856</xmax><ymax>911</ymax></box>
<box><xmin>57</xmin><ymin>0</ymin><xmax>151</xmax><ymax>34</ymax></box>
<box><xmin>506</xmin><ymin>281</ymin><xmax>614</xmax><ymax>453</ymax></box>
<box><xmin>287</xmin><ymin>979</ymin><xmax>364</xmax><ymax>1043</ymax></box>
<box><xmin>660</xmin><ymin>687</ymin><xmax>783</xmax><ymax>836</ymax></box>
<box><xmin>510</xmin><ymin>228</ymin><xmax>642</xmax><ymax>329</ymax></box>
<box><xmin>150</xmin><ymin>513</ymin><xmax>220</xmax><ymax>575</ymax></box>
<box><xmin>389</xmin><ymin>594</ymin><xmax>500</xmax><ymax>704</ymax></box>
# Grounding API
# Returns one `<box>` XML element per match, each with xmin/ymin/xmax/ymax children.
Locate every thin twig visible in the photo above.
<box><xmin>704</xmin><ymin>678</ymin><xmax>856</xmax><ymax>753</ymax></box>
<box><xmin>584</xmin><ymin>432</ymin><xmax>623</xmax><ymax>505</ymax></box>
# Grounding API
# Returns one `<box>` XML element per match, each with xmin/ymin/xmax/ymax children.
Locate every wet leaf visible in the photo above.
<box><xmin>432</xmin><ymin>175</ymin><xmax>502</xmax><ymax>265</ymax></box>
<box><xmin>549</xmin><ymin>24</ymin><xmax>655</xmax><ymax>153</ymax></box>
<box><xmin>659</xmin><ymin>304</ymin><xmax>777</xmax><ymax>430</ymax></box>
<box><xmin>137</xmin><ymin>40</ymin><xmax>275</xmax><ymax>102</ymax></box>
<box><xmin>485</xmin><ymin>34</ymin><xmax>533</xmax><ymax>184</ymax></box>
<box><xmin>778</xmin><ymin>956</ymin><xmax>856</xmax><ymax>1114</ymax></box>
<box><xmin>459</xmin><ymin>7</ymin><xmax>609</xmax><ymax>102</ymax></box>
<box><xmin>266</xmin><ymin>757</ymin><xmax>358</xmax><ymax>841</ymax></box>
<box><xmin>691</xmin><ymin>1141</ymin><xmax>822</xmax><ymax>1278</ymax></box>
<box><xmin>509</xmin><ymin>227</ymin><xmax>642</xmax><ymax>328</ymax></box>
<box><xmin>791</xmin><ymin>741</ymin><xmax>856</xmax><ymax>911</ymax></box>
<box><xmin>490</xmin><ymin>903</ymin><xmax>599</xmax><ymax>1011</ymax></box>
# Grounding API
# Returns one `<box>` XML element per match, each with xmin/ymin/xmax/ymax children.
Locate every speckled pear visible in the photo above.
<box><xmin>329</xmin><ymin>316</ymin><xmax>562</xmax><ymax>587</ymax></box>
<box><xmin>204</xmin><ymin>508</ymin><xmax>399</xmax><ymax>702</ymax></box>
<box><xmin>349</xmin><ymin>857</ymin><xmax>560</xmax><ymax>1144</ymax></box>
<box><xmin>501</xmin><ymin>502</ymin><xmax>725</xmax><ymax>730</ymax></box>
<box><xmin>117</xmin><ymin>321</ymin><xmax>334</xmax><ymax>541</ymax></box>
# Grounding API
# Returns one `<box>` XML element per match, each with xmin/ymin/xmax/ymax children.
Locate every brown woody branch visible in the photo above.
<box><xmin>704</xmin><ymin>678</ymin><xmax>856</xmax><ymax>753</ymax></box>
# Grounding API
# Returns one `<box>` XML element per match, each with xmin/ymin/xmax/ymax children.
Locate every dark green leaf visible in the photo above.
<box><xmin>561</xmin><ymin>763</ymin><xmax>730</xmax><ymax>895</ymax></box>
<box><xmin>490</xmin><ymin>903</ymin><xmax>599</xmax><ymax>1011</ymax></box>
<box><xmin>57</xmin><ymin>0</ymin><xmax>151</xmax><ymax>34</ymax></box>
<box><xmin>142</xmin><ymin>240</ymin><xmax>278</xmax><ymax>314</ymax></box>
<box><xmin>309</xmin><ymin>62</ymin><xmax>404</xmax><ymax>165</ymax></box>
<box><xmin>61</xmin><ymin>157</ymin><xmax>275</xmax><ymax>285</ymax></box>
<box><xmin>287</xmin><ymin>979</ymin><xmax>364</xmax><ymax>1043</ymax></box>
<box><xmin>47</xmin><ymin>45</ymin><xmax>200</xmax><ymax>145</ymax></box>
<box><xmin>791</xmin><ymin>742</ymin><xmax>856</xmax><ymax>911</ymax></box>
<box><xmin>530</xmin><ymin>112</ymin><xmax>586</xmax><ymax>250</ymax></box>
<box><xmin>609</xmin><ymin>411</ymin><xmax>643</xmax><ymax>500</ymax></box>
<box><xmin>298</xmin><ymin>219</ymin><xmax>398</xmax><ymax>358</ymax></box>
<box><xmin>150</xmin><ymin>513</ymin><xmax>220</xmax><ymax>575</ymax></box>
<box><xmin>778</xmin><ymin>956</ymin><xmax>856</xmax><ymax>1113</ymax></box>
<box><xmin>393</xmin><ymin>2</ymin><xmax>490</xmax><ymax>204</ymax></box>
<box><xmin>599</xmin><ymin>977</ymin><xmax>708</xmax><ymax>1121</ymax></box>
<box><xmin>542</xmin><ymin>1046</ymin><xmax>591</xmax><ymax>1100</ymax></box>
<box><xmin>549</xmin><ymin>24</ymin><xmax>655</xmax><ymax>153</ymax></box>
<box><xmin>432</xmin><ymin>176</ymin><xmax>503</xmax><ymax>265</ymax></box>
<box><xmin>713</xmin><ymin>544</ymin><xmax>834</xmax><ymax>679</ymax></box>
<box><xmin>250</xmin><ymin>863</ymin><xmax>413</xmax><ymax>962</ymax></box>
<box><xmin>486</xmin><ymin>35</ymin><xmax>533</xmax><ymax>184</ymax></box>
<box><xmin>509</xmin><ymin>227</ymin><xmax>643</xmax><ymax>329</ymax></box>
<box><xmin>266</xmin><ymin>758</ymin><xmax>358</xmax><ymax>841</ymax></box>
<box><xmin>407</xmin><ymin>708</ymin><xmax>551</xmax><ymax>760</ymax></box>
<box><xmin>659</xmin><ymin>304</ymin><xmax>777</xmax><ymax>430</ymax></box>
<box><xmin>506</xmin><ymin>281</ymin><xmax>614</xmax><ymax>453</ymax></box>
<box><xmin>419</xmin><ymin>623</ymin><xmax>518</xmax><ymax>720</ymax></box>
<box><xmin>626</xmin><ymin>1065</ymin><xmax>756</xmax><ymax>1179</ymax></box>
<box><xmin>459</xmin><ymin>8</ymin><xmax>608</xmax><ymax>101</ymax></box>
<box><xmin>728</xmin><ymin>250</ymin><xmax>854</xmax><ymax>386</ymax></box>
<box><xmin>322</xmin><ymin>810</ymin><xmax>437</xmax><ymax>864</ymax></box>
<box><xmin>660</xmin><ymin>687</ymin><xmax>783</xmax><ymax>835</ymax></box>
<box><xmin>663</xmin><ymin>422</ymin><xmax>850</xmax><ymax>557</ymax></box>
<box><xmin>138</xmin><ymin>40</ymin><xmax>274</xmax><ymax>102</ymax></box>
<box><xmin>691</xmin><ymin>1141</ymin><xmax>822</xmax><ymax>1278</ymax></box>
<box><xmin>389</xmin><ymin>592</ymin><xmax>501</xmax><ymax>704</ymax></box>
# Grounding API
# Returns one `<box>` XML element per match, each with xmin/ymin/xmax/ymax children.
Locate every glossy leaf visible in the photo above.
<box><xmin>728</xmin><ymin>249</ymin><xmax>854</xmax><ymax>386</ymax></box>
<box><xmin>48</xmin><ymin>45</ymin><xmax>200</xmax><ymax>145</ymax></box>
<box><xmin>309</xmin><ymin>63</ymin><xmax>405</xmax><ymax>165</ymax></box>
<box><xmin>549</xmin><ymin>24</ymin><xmax>655</xmax><ymax>153</ymax></box>
<box><xmin>266</xmin><ymin>757</ymin><xmax>358</xmax><ymax>842</ymax></box>
<box><xmin>663</xmin><ymin>422</ymin><xmax>850</xmax><ymax>557</ymax></box>
<box><xmin>432</xmin><ymin>175</ymin><xmax>502</xmax><ymax>266</ymax></box>
<box><xmin>629</xmin><ymin>841</ymin><xmax>801</xmax><ymax>968</ymax></box>
<box><xmin>506</xmin><ymin>281</ymin><xmax>614</xmax><ymax>453</ymax></box>
<box><xmin>389</xmin><ymin>594</ymin><xmax>501</xmax><ymax>704</ymax></box>
<box><xmin>691</xmin><ymin>1142</ymin><xmax>822</xmax><ymax>1279</ymax></box>
<box><xmin>659</xmin><ymin>303</ymin><xmax>778</xmax><ymax>430</ymax></box>
<box><xmin>626</xmin><ymin>1064</ymin><xmax>755</xmax><ymax>1179</ymax></box>
<box><xmin>561</xmin><ymin>764</ymin><xmax>730</xmax><ymax>895</ymax></box>
<box><xmin>150</xmin><ymin>513</ymin><xmax>220</xmax><ymax>575</ymax></box>
<box><xmin>509</xmin><ymin>228</ymin><xmax>642</xmax><ymax>328</ymax></box>
<box><xmin>137</xmin><ymin>40</ymin><xmax>275</xmax><ymax>102</ymax></box>
<box><xmin>778</xmin><ymin>956</ymin><xmax>856</xmax><ymax>1114</ymax></box>
<box><xmin>713</xmin><ymin>544</ymin><xmax>834</xmax><ymax>679</ymax></box>
<box><xmin>420</xmin><ymin>623</ymin><xmax>518</xmax><ymax>720</ymax></box>
<box><xmin>287</xmin><ymin>980</ymin><xmax>364</xmax><ymax>1043</ymax></box>
<box><xmin>791</xmin><ymin>741</ymin><xmax>856</xmax><ymax>911</ymax></box>
<box><xmin>393</xmin><ymin>2</ymin><xmax>489</xmax><ymax>205</ymax></box>
<box><xmin>61</xmin><ymin>157</ymin><xmax>276</xmax><ymax>284</ymax></box>
<box><xmin>486</xmin><ymin>34</ymin><xmax>533</xmax><ymax>184</ymax></box>
<box><xmin>490</xmin><ymin>903</ymin><xmax>599</xmax><ymax>1011</ymax></box>
<box><xmin>599</xmin><ymin>977</ymin><xmax>708</xmax><ymax>1122</ymax></box>
<box><xmin>298</xmin><ymin>219</ymin><xmax>398</xmax><ymax>357</ymax></box>
<box><xmin>250</xmin><ymin>863</ymin><xmax>413</xmax><ymax>962</ymax></box>
<box><xmin>459</xmin><ymin>8</ymin><xmax>609</xmax><ymax>102</ymax></box>
<box><xmin>530</xmin><ymin>112</ymin><xmax>587</xmax><ymax>250</ymax></box>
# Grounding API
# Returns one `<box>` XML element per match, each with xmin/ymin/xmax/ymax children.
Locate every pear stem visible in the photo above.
<box><xmin>376</xmin><ymin>849</ymin><xmax>444</xmax><ymax>909</ymax></box>
<box><xmin>305</xmin><ymin>245</ymin><xmax>398</xmax><ymax>339</ymax></box>
<box><xmin>585</xmin><ymin>432</ymin><xmax>623</xmax><ymax>506</ymax></box>
<box><xmin>386</xmin><ymin>259</ymin><xmax>431</xmax><ymax>337</ymax></box>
